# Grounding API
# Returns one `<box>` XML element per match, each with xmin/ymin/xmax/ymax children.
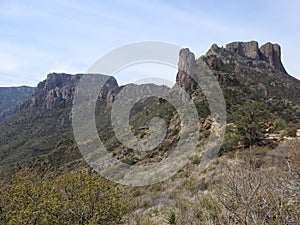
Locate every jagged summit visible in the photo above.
<box><xmin>176</xmin><ymin>41</ymin><xmax>300</xmax><ymax>107</ymax></box>
<box><xmin>176</xmin><ymin>48</ymin><xmax>198</xmax><ymax>92</ymax></box>
<box><xmin>206</xmin><ymin>41</ymin><xmax>287</xmax><ymax>73</ymax></box>
<box><xmin>30</xmin><ymin>73</ymin><xmax>119</xmax><ymax>109</ymax></box>
<box><xmin>225</xmin><ymin>41</ymin><xmax>260</xmax><ymax>60</ymax></box>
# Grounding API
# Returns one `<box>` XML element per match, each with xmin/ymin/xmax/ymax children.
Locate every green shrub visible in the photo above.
<box><xmin>274</xmin><ymin>118</ymin><xmax>287</xmax><ymax>131</ymax></box>
<box><xmin>0</xmin><ymin>168</ymin><xmax>128</xmax><ymax>225</ymax></box>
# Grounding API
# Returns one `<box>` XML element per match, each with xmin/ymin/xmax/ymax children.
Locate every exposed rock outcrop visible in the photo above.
<box><xmin>176</xmin><ymin>48</ymin><xmax>198</xmax><ymax>92</ymax></box>
<box><xmin>176</xmin><ymin>41</ymin><xmax>289</xmax><ymax>94</ymax></box>
<box><xmin>29</xmin><ymin>73</ymin><xmax>82</xmax><ymax>109</ymax></box>
<box><xmin>30</xmin><ymin>73</ymin><xmax>119</xmax><ymax>108</ymax></box>
<box><xmin>175</xmin><ymin>41</ymin><xmax>300</xmax><ymax>117</ymax></box>
<box><xmin>225</xmin><ymin>41</ymin><xmax>287</xmax><ymax>73</ymax></box>
<box><xmin>28</xmin><ymin>73</ymin><xmax>119</xmax><ymax>109</ymax></box>
<box><xmin>259</xmin><ymin>42</ymin><xmax>286</xmax><ymax>73</ymax></box>
<box><xmin>225</xmin><ymin>41</ymin><xmax>260</xmax><ymax>60</ymax></box>
<box><xmin>0</xmin><ymin>73</ymin><xmax>119</xmax><ymax>120</ymax></box>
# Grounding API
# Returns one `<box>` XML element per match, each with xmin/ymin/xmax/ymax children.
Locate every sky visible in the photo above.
<box><xmin>1</xmin><ymin>0</ymin><xmax>300</xmax><ymax>87</ymax></box>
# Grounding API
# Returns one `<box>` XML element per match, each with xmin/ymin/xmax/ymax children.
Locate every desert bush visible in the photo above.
<box><xmin>170</xmin><ymin>143</ymin><xmax>300</xmax><ymax>225</ymax></box>
<box><xmin>0</xmin><ymin>168</ymin><xmax>128</xmax><ymax>224</ymax></box>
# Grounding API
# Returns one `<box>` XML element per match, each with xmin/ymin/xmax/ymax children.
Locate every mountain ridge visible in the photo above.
<box><xmin>0</xmin><ymin>86</ymin><xmax>35</xmax><ymax>119</ymax></box>
<box><xmin>0</xmin><ymin>40</ymin><xmax>300</xmax><ymax>173</ymax></box>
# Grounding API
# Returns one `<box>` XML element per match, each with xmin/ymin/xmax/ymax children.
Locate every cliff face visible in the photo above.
<box><xmin>176</xmin><ymin>48</ymin><xmax>198</xmax><ymax>92</ymax></box>
<box><xmin>225</xmin><ymin>41</ymin><xmax>260</xmax><ymax>60</ymax></box>
<box><xmin>259</xmin><ymin>42</ymin><xmax>286</xmax><ymax>73</ymax></box>
<box><xmin>27</xmin><ymin>73</ymin><xmax>119</xmax><ymax>109</ymax></box>
<box><xmin>28</xmin><ymin>73</ymin><xmax>82</xmax><ymax>109</ymax></box>
<box><xmin>0</xmin><ymin>73</ymin><xmax>120</xmax><ymax>172</ymax></box>
<box><xmin>224</xmin><ymin>41</ymin><xmax>286</xmax><ymax>73</ymax></box>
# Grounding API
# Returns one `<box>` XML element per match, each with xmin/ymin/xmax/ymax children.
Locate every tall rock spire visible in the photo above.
<box><xmin>259</xmin><ymin>42</ymin><xmax>286</xmax><ymax>73</ymax></box>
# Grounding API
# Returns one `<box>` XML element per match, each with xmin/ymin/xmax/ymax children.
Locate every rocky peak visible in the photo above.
<box><xmin>225</xmin><ymin>41</ymin><xmax>260</xmax><ymax>60</ymax></box>
<box><xmin>176</xmin><ymin>41</ymin><xmax>291</xmax><ymax>100</ymax></box>
<box><xmin>42</xmin><ymin>73</ymin><xmax>79</xmax><ymax>91</ymax></box>
<box><xmin>30</xmin><ymin>73</ymin><xmax>119</xmax><ymax>109</ymax></box>
<box><xmin>223</xmin><ymin>41</ymin><xmax>287</xmax><ymax>73</ymax></box>
<box><xmin>176</xmin><ymin>48</ymin><xmax>198</xmax><ymax>92</ymax></box>
<box><xmin>259</xmin><ymin>42</ymin><xmax>286</xmax><ymax>73</ymax></box>
<box><xmin>31</xmin><ymin>73</ymin><xmax>82</xmax><ymax>109</ymax></box>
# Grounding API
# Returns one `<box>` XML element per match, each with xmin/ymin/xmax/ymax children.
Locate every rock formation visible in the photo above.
<box><xmin>176</xmin><ymin>48</ymin><xmax>198</xmax><ymax>92</ymax></box>
<box><xmin>225</xmin><ymin>41</ymin><xmax>287</xmax><ymax>73</ymax></box>
<box><xmin>225</xmin><ymin>41</ymin><xmax>260</xmax><ymax>60</ymax></box>
<box><xmin>28</xmin><ymin>73</ymin><xmax>119</xmax><ymax>109</ymax></box>
<box><xmin>0</xmin><ymin>73</ymin><xmax>119</xmax><ymax>120</ymax></box>
<box><xmin>29</xmin><ymin>73</ymin><xmax>82</xmax><ymax>109</ymax></box>
<box><xmin>176</xmin><ymin>41</ymin><xmax>288</xmax><ymax>93</ymax></box>
<box><xmin>106</xmin><ymin>89</ymin><xmax>116</xmax><ymax>107</ymax></box>
<box><xmin>259</xmin><ymin>42</ymin><xmax>286</xmax><ymax>73</ymax></box>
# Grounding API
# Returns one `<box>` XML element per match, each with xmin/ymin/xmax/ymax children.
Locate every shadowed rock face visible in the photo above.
<box><xmin>33</xmin><ymin>73</ymin><xmax>83</xmax><ymax>109</ymax></box>
<box><xmin>260</xmin><ymin>42</ymin><xmax>286</xmax><ymax>73</ymax></box>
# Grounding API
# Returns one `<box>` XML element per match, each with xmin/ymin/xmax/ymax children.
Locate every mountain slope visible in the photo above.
<box><xmin>0</xmin><ymin>86</ymin><xmax>35</xmax><ymax>119</ymax></box>
<box><xmin>0</xmin><ymin>41</ymin><xmax>299</xmax><ymax>174</ymax></box>
<box><xmin>0</xmin><ymin>73</ymin><xmax>118</xmax><ymax>173</ymax></box>
<box><xmin>0</xmin><ymin>41</ymin><xmax>300</xmax><ymax>224</ymax></box>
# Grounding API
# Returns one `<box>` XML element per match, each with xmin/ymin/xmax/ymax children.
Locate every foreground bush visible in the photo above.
<box><xmin>0</xmin><ymin>168</ymin><xmax>128</xmax><ymax>224</ymax></box>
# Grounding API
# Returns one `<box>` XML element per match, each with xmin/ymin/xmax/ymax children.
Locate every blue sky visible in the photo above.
<box><xmin>1</xmin><ymin>0</ymin><xmax>300</xmax><ymax>86</ymax></box>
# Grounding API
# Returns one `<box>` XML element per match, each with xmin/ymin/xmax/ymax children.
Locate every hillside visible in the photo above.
<box><xmin>0</xmin><ymin>73</ymin><xmax>119</xmax><ymax>173</ymax></box>
<box><xmin>0</xmin><ymin>86</ymin><xmax>35</xmax><ymax>119</ymax></box>
<box><xmin>1</xmin><ymin>41</ymin><xmax>299</xmax><ymax>172</ymax></box>
<box><xmin>177</xmin><ymin>41</ymin><xmax>300</xmax><ymax>150</ymax></box>
<box><xmin>0</xmin><ymin>41</ymin><xmax>300</xmax><ymax>224</ymax></box>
